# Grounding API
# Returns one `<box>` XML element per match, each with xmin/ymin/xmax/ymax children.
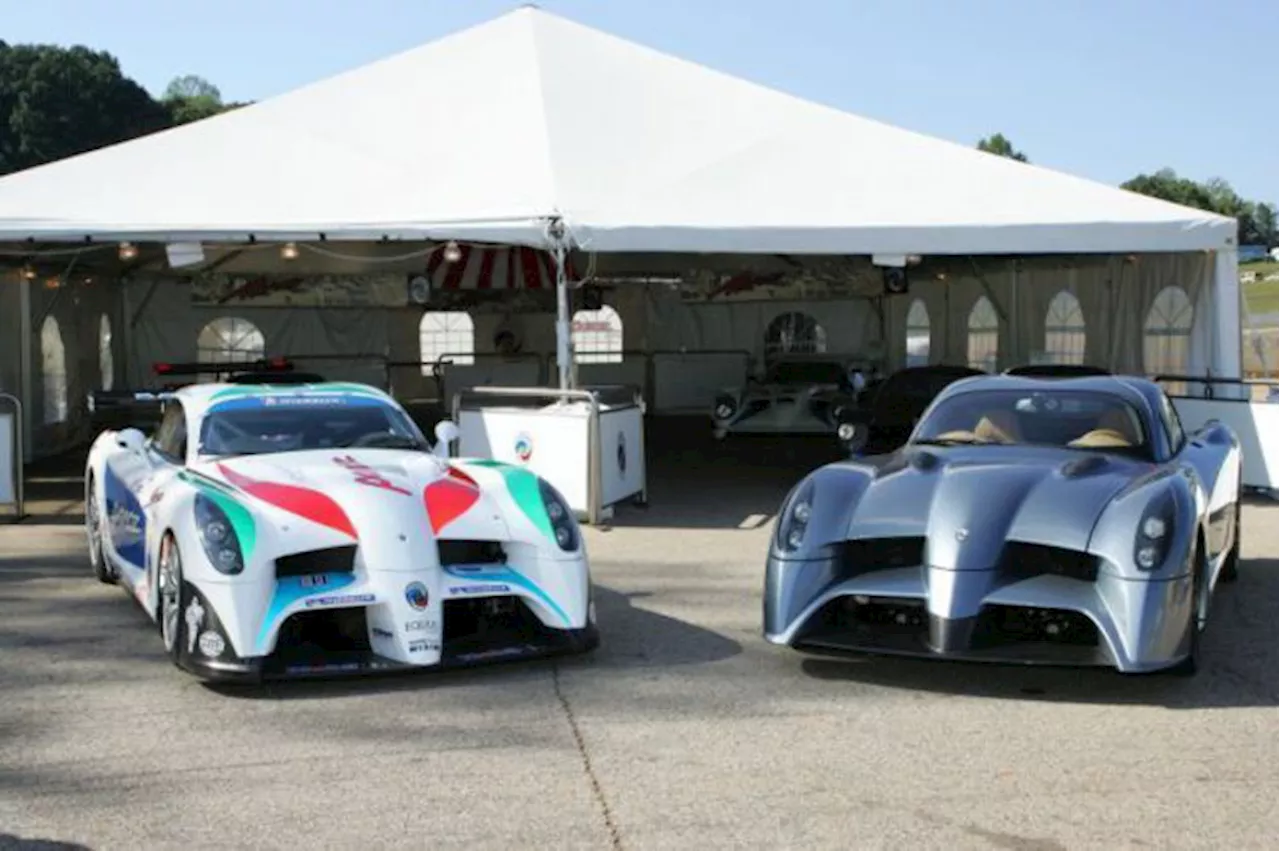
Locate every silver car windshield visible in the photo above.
<box><xmin>914</xmin><ymin>389</ymin><xmax>1152</xmax><ymax>458</ymax></box>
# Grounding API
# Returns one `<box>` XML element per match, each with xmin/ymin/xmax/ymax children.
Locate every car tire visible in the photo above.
<box><xmin>86</xmin><ymin>474</ymin><xmax>117</xmax><ymax>585</ymax></box>
<box><xmin>158</xmin><ymin>533</ymin><xmax>186</xmax><ymax>665</ymax></box>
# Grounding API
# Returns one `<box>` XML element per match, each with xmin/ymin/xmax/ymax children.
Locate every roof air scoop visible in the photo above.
<box><xmin>1060</xmin><ymin>454</ymin><xmax>1108</xmax><ymax>478</ymax></box>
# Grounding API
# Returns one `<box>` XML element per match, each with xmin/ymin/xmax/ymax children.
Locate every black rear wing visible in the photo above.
<box><xmin>152</xmin><ymin>356</ymin><xmax>296</xmax><ymax>381</ymax></box>
<box><xmin>87</xmin><ymin>389</ymin><xmax>177</xmax><ymax>418</ymax></box>
<box><xmin>88</xmin><ymin>357</ymin><xmax>325</xmax><ymax>420</ymax></box>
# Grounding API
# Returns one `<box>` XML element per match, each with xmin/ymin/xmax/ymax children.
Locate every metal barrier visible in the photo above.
<box><xmin>539</xmin><ymin>349</ymin><xmax>754</xmax><ymax>414</ymax></box>
<box><xmin>1153</xmin><ymin>373</ymin><xmax>1278</xmax><ymax>402</ymax></box>
<box><xmin>1155</xmin><ymin>375</ymin><xmax>1279</xmax><ymax>493</ymax></box>
<box><xmin>452</xmin><ymin>384</ymin><xmax>647</xmax><ymax>525</ymax></box>
<box><xmin>0</xmin><ymin>393</ymin><xmax>25</xmax><ymax>522</ymax></box>
<box><xmin>281</xmin><ymin>353</ymin><xmax>391</xmax><ymax>389</ymax></box>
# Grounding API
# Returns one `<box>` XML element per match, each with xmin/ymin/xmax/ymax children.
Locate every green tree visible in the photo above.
<box><xmin>161</xmin><ymin>73</ymin><xmax>239</xmax><ymax>125</ymax></box>
<box><xmin>976</xmin><ymin>132</ymin><xmax>1029</xmax><ymax>163</ymax></box>
<box><xmin>1122</xmin><ymin>168</ymin><xmax>1278</xmax><ymax>250</ymax></box>
<box><xmin>0</xmin><ymin>41</ymin><xmax>170</xmax><ymax>176</ymax></box>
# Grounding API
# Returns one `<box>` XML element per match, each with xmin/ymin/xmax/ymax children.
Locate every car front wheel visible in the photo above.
<box><xmin>86</xmin><ymin>476</ymin><xmax>116</xmax><ymax>585</ymax></box>
<box><xmin>158</xmin><ymin>534</ymin><xmax>186</xmax><ymax>663</ymax></box>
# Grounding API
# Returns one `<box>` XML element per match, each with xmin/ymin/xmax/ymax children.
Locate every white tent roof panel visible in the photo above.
<box><xmin>0</xmin><ymin>7</ymin><xmax>1235</xmax><ymax>254</ymax></box>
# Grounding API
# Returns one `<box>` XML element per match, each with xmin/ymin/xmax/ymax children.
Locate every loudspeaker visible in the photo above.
<box><xmin>407</xmin><ymin>274</ymin><xmax>433</xmax><ymax>305</ymax></box>
<box><xmin>581</xmin><ymin>284</ymin><xmax>603</xmax><ymax>311</ymax></box>
<box><xmin>882</xmin><ymin>267</ymin><xmax>909</xmax><ymax>295</ymax></box>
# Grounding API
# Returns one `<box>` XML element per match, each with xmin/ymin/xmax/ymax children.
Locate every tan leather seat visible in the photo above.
<box><xmin>973</xmin><ymin>409</ymin><xmax>1020</xmax><ymax>443</ymax></box>
<box><xmin>1069</xmin><ymin>408</ymin><xmax>1139</xmax><ymax>448</ymax></box>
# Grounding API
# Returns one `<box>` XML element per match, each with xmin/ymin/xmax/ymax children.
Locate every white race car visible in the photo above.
<box><xmin>84</xmin><ymin>373</ymin><xmax>598</xmax><ymax>682</ymax></box>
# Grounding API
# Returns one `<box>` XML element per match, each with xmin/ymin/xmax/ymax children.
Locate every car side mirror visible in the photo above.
<box><xmin>838</xmin><ymin>422</ymin><xmax>869</xmax><ymax>455</ymax></box>
<box><xmin>433</xmin><ymin>420</ymin><xmax>460</xmax><ymax>458</ymax></box>
<box><xmin>116</xmin><ymin>428</ymin><xmax>146</xmax><ymax>453</ymax></box>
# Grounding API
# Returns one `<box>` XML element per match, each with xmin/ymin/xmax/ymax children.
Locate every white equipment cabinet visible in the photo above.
<box><xmin>0</xmin><ymin>393</ymin><xmax>25</xmax><ymax>521</ymax></box>
<box><xmin>452</xmin><ymin>385</ymin><xmax>648</xmax><ymax>524</ymax></box>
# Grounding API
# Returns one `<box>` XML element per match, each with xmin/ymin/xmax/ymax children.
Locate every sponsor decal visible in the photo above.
<box><xmin>371</xmin><ymin>627</ymin><xmax>395</xmax><ymax>639</ymax></box>
<box><xmin>422</xmin><ymin>476</ymin><xmax>480</xmax><ymax>534</ymax></box>
<box><xmin>304</xmin><ymin>593</ymin><xmax>376</xmax><ymax>608</ymax></box>
<box><xmin>448</xmin><ymin>583</ymin><xmax>512</xmax><ymax>596</ymax></box>
<box><xmin>408</xmin><ymin>638</ymin><xmax>441</xmax><ymax>654</ymax></box>
<box><xmin>404</xmin><ymin>581</ymin><xmax>430</xmax><ymax>610</ymax></box>
<box><xmin>441</xmin><ymin>564</ymin><xmax>571</xmax><ymax>626</ymax></box>
<box><xmin>514</xmin><ymin>432</ymin><xmax>533</xmax><ymax>463</ymax></box>
<box><xmin>185</xmin><ymin>598</ymin><xmax>206</xmax><ymax>655</ymax></box>
<box><xmin>299</xmin><ymin>574</ymin><xmax>330</xmax><ymax>588</ymax></box>
<box><xmin>404</xmin><ymin>619</ymin><xmax>438</xmax><ymax>633</ymax></box>
<box><xmin>617</xmin><ymin>431</ymin><xmax>627</xmax><ymax>474</ymax></box>
<box><xmin>333</xmin><ymin>455</ymin><xmax>412</xmax><ymax>497</ymax></box>
<box><xmin>217</xmin><ymin>462</ymin><xmax>357</xmax><ymax>538</ymax></box>
<box><xmin>464</xmin><ymin>462</ymin><xmax>555</xmax><ymax>544</ymax></box>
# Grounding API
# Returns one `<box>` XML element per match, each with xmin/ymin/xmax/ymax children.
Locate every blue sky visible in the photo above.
<box><xmin>3</xmin><ymin>0</ymin><xmax>1276</xmax><ymax>204</ymax></box>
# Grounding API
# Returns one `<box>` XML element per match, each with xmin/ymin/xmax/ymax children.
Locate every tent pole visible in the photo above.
<box><xmin>549</xmin><ymin>219</ymin><xmax>573</xmax><ymax>390</ymax></box>
<box><xmin>18</xmin><ymin>273</ymin><xmax>32</xmax><ymax>463</ymax></box>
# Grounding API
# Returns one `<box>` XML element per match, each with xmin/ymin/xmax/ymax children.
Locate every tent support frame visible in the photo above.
<box><xmin>548</xmin><ymin>217</ymin><xmax>574</xmax><ymax>390</ymax></box>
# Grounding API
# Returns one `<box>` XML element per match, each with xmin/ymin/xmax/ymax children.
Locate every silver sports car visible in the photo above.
<box><xmin>764</xmin><ymin>373</ymin><xmax>1242</xmax><ymax>676</ymax></box>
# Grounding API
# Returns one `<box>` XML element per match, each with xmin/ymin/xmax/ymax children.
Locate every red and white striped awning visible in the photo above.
<box><xmin>424</xmin><ymin>244</ymin><xmax>580</xmax><ymax>290</ymax></box>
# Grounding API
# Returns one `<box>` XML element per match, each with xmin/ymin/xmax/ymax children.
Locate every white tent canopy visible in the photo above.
<box><xmin>0</xmin><ymin>6</ymin><xmax>1235</xmax><ymax>255</ymax></box>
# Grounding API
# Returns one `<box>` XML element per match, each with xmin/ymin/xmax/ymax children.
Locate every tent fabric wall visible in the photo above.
<box><xmin>18</xmin><ymin>276</ymin><xmax>124</xmax><ymax>457</ymax></box>
<box><xmin>880</xmin><ymin>252</ymin><xmax>1212</xmax><ymax>376</ymax></box>
<box><xmin>121</xmin><ymin>277</ymin><xmax>392</xmax><ymax>388</ymax></box>
<box><xmin>643</xmin><ymin>287</ymin><xmax>880</xmax><ymax>362</ymax></box>
<box><xmin>0</xmin><ymin>272</ymin><xmax>22</xmax><ymax>400</ymax></box>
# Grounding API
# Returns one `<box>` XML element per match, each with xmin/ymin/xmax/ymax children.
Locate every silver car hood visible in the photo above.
<box><xmin>831</xmin><ymin>446</ymin><xmax>1152</xmax><ymax>562</ymax></box>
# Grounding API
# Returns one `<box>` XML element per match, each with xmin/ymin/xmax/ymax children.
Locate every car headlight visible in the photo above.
<box><xmin>1134</xmin><ymin>494</ymin><xmax>1174</xmax><ymax>571</ymax></box>
<box><xmin>713</xmin><ymin>393</ymin><xmax>736</xmax><ymax>420</ymax></box>
<box><xmin>195</xmin><ymin>493</ymin><xmax>245</xmax><ymax>575</ymax></box>
<box><xmin>776</xmin><ymin>479</ymin><xmax>817</xmax><ymax>554</ymax></box>
<box><xmin>538</xmin><ymin>479</ymin><xmax>579</xmax><ymax>552</ymax></box>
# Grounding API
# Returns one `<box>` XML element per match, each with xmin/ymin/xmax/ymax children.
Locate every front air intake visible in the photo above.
<box><xmin>437</xmin><ymin>539</ymin><xmax>507</xmax><ymax>566</ymax></box>
<box><xmin>275</xmin><ymin>545</ymin><xmax>357</xmax><ymax>579</ymax></box>
<box><xmin>840</xmin><ymin>537</ymin><xmax>926</xmax><ymax>573</ymax></box>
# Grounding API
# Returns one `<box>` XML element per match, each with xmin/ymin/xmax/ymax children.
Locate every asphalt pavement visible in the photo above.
<box><xmin>0</xmin><ymin>443</ymin><xmax>1276</xmax><ymax>850</ymax></box>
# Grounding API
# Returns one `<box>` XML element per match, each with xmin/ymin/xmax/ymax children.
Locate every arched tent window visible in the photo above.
<box><xmin>905</xmin><ymin>299</ymin><xmax>931</xmax><ymax>367</ymax></box>
<box><xmin>572</xmin><ymin>305</ymin><xmax>624</xmax><ymax>364</ymax></box>
<box><xmin>1144</xmin><ymin>285</ymin><xmax>1194</xmax><ymax>379</ymax></box>
<box><xmin>1044</xmin><ymin>291</ymin><xmax>1087</xmax><ymax>365</ymax></box>
<box><xmin>99</xmin><ymin>314</ymin><xmax>114</xmax><ymax>390</ymax></box>
<box><xmin>419</xmin><ymin>311</ymin><xmax>475</xmax><ymax>375</ymax></box>
<box><xmin>764</xmin><ymin>311</ymin><xmax>827</xmax><ymax>359</ymax></box>
<box><xmin>966</xmin><ymin>296</ymin><xmax>999</xmax><ymax>372</ymax></box>
<box><xmin>41</xmin><ymin>316</ymin><xmax>68</xmax><ymax>424</ymax></box>
<box><xmin>197</xmin><ymin>317</ymin><xmax>265</xmax><ymax>383</ymax></box>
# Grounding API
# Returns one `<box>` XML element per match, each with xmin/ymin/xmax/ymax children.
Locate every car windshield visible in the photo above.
<box><xmin>764</xmin><ymin>361</ymin><xmax>847</xmax><ymax>385</ymax></box>
<box><xmin>913</xmin><ymin>388</ymin><xmax>1151</xmax><ymax>458</ymax></box>
<box><xmin>197</xmin><ymin>392</ymin><xmax>427</xmax><ymax>457</ymax></box>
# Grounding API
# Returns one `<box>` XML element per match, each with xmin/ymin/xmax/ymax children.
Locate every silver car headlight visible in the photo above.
<box><xmin>538</xmin><ymin>479</ymin><xmax>579</xmax><ymax>552</ymax></box>
<box><xmin>776</xmin><ymin>480</ymin><xmax>817</xmax><ymax>554</ymax></box>
<box><xmin>1134</xmin><ymin>495</ymin><xmax>1174</xmax><ymax>571</ymax></box>
<box><xmin>195</xmin><ymin>493</ymin><xmax>245</xmax><ymax>575</ymax></box>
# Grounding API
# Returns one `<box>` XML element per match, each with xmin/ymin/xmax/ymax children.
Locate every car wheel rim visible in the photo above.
<box><xmin>160</xmin><ymin>541</ymin><xmax>180</xmax><ymax>652</ymax></box>
<box><xmin>87</xmin><ymin>494</ymin><xmax>102</xmax><ymax>565</ymax></box>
